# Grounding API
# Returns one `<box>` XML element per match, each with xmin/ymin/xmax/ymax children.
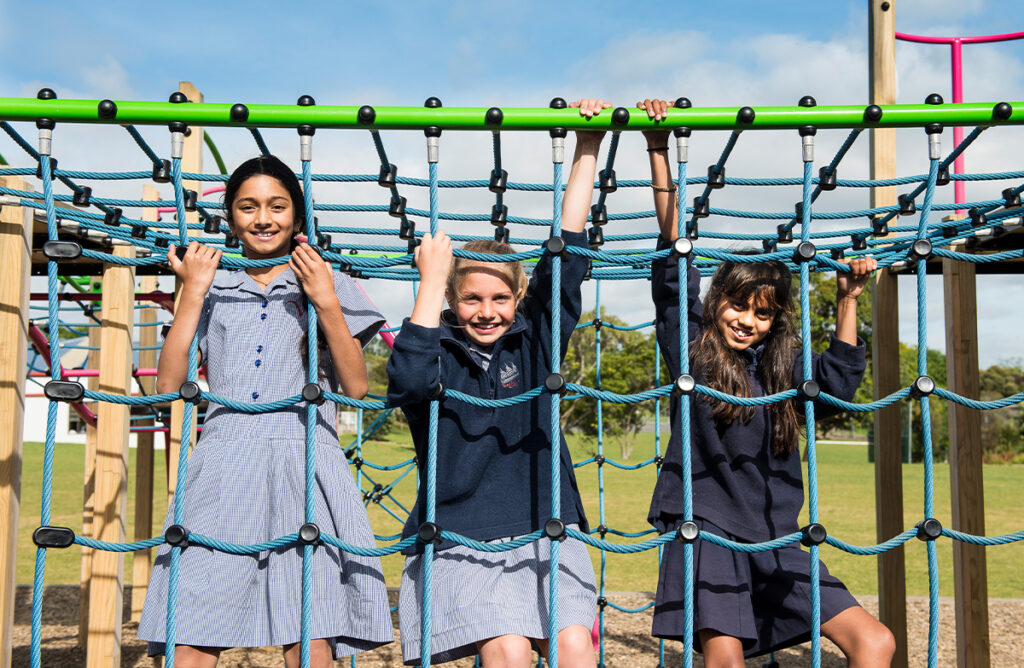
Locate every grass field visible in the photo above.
<box><xmin>16</xmin><ymin>433</ymin><xmax>1024</xmax><ymax>598</ymax></box>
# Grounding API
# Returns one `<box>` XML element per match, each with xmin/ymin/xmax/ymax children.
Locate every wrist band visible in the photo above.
<box><xmin>651</xmin><ymin>184</ymin><xmax>676</xmax><ymax>192</ymax></box>
<box><xmin>647</xmin><ymin>146</ymin><xmax>669</xmax><ymax>153</ymax></box>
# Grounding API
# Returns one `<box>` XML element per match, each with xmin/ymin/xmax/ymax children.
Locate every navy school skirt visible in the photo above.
<box><xmin>652</xmin><ymin>518</ymin><xmax>858</xmax><ymax>658</ymax></box>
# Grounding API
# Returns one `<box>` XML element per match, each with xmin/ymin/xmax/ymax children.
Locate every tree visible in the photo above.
<box><xmin>561</xmin><ymin>309</ymin><xmax>664</xmax><ymax>459</ymax></box>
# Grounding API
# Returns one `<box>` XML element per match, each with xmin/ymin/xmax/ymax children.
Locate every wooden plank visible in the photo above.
<box><xmin>85</xmin><ymin>244</ymin><xmax>135</xmax><ymax>668</ymax></box>
<box><xmin>942</xmin><ymin>214</ymin><xmax>990</xmax><ymax>668</ymax></box>
<box><xmin>78</xmin><ymin>294</ymin><xmax>100</xmax><ymax>646</ymax></box>
<box><xmin>869</xmin><ymin>2</ymin><xmax>908</xmax><ymax>666</ymax></box>
<box><xmin>131</xmin><ymin>186</ymin><xmax>161</xmax><ymax>621</ymax></box>
<box><xmin>0</xmin><ymin>176</ymin><xmax>32</xmax><ymax>668</ymax></box>
<box><xmin>167</xmin><ymin>81</ymin><xmax>204</xmax><ymax>500</ymax></box>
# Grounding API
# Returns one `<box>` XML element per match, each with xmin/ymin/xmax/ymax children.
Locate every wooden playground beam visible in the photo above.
<box><xmin>942</xmin><ymin>213</ymin><xmax>990</xmax><ymax>668</ymax></box>
<box><xmin>869</xmin><ymin>2</ymin><xmax>909</xmax><ymax>667</ymax></box>
<box><xmin>131</xmin><ymin>189</ymin><xmax>160</xmax><ymax>621</ymax></box>
<box><xmin>0</xmin><ymin>176</ymin><xmax>32</xmax><ymax>668</ymax></box>
<box><xmin>85</xmin><ymin>244</ymin><xmax>135</xmax><ymax>668</ymax></box>
<box><xmin>78</xmin><ymin>292</ymin><xmax>100</xmax><ymax>646</ymax></box>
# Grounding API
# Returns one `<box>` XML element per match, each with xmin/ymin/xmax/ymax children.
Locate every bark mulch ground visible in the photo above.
<box><xmin>11</xmin><ymin>585</ymin><xmax>1024</xmax><ymax>666</ymax></box>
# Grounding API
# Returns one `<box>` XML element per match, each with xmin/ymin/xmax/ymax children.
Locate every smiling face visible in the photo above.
<box><xmin>449</xmin><ymin>266</ymin><xmax>519</xmax><ymax>347</ymax></box>
<box><xmin>227</xmin><ymin>174</ymin><xmax>297</xmax><ymax>259</ymax></box>
<box><xmin>715</xmin><ymin>293</ymin><xmax>776</xmax><ymax>351</ymax></box>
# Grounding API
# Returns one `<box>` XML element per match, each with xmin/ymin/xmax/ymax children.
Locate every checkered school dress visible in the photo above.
<box><xmin>138</xmin><ymin>268</ymin><xmax>394</xmax><ymax>657</ymax></box>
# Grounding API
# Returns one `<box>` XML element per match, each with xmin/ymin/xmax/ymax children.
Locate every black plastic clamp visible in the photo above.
<box><xmin>590</xmin><ymin>204</ymin><xmax>608</xmax><ymax>226</ymax></box>
<box><xmin>389</xmin><ymin>196</ymin><xmax>407</xmax><ymax>218</ymax></box>
<box><xmin>131</xmin><ymin>225</ymin><xmax>147</xmax><ymax>240</ymax></box>
<box><xmin>851</xmin><ymin>234</ymin><xmax>868</xmax><ymax>251</ymax></box>
<box><xmin>599</xmin><ymin>168</ymin><xmax>617</xmax><ymax>194</ymax></box>
<box><xmin>489</xmin><ymin>169</ymin><xmax>508</xmax><ymax>194</ymax></box>
<box><xmin>298</xmin><ymin>522</ymin><xmax>321</xmax><ymax>545</ymax></box>
<box><xmin>673</xmin><ymin>374</ymin><xmax>696</xmax><ymax>396</ymax></box>
<box><xmin>165</xmin><ymin>524</ymin><xmax>189</xmax><ymax>547</ymax></box>
<box><xmin>1002</xmin><ymin>188</ymin><xmax>1022</xmax><ymax>209</ymax></box>
<box><xmin>800</xmin><ymin>522</ymin><xmax>827</xmax><ymax>546</ymax></box>
<box><xmin>152</xmin><ymin>159</ymin><xmax>171</xmax><ymax>183</ymax></box>
<box><xmin>544</xmin><ymin>518</ymin><xmax>566</xmax><ymax>541</ymax></box>
<box><xmin>44</xmin><ymin>380</ymin><xmax>84</xmax><ymax>403</ymax></box>
<box><xmin>818</xmin><ymin>166</ymin><xmax>837</xmax><ymax>191</ymax></box>
<box><xmin>675</xmin><ymin>521</ymin><xmax>699</xmax><ymax>543</ymax></box>
<box><xmin>417</xmin><ymin>521</ymin><xmax>441</xmax><ymax>544</ymax></box>
<box><xmin>588</xmin><ymin>226</ymin><xmax>604</xmax><ymax>249</ymax></box>
<box><xmin>33</xmin><ymin>526</ymin><xmax>75</xmax><ymax>548</ymax></box>
<box><xmin>798</xmin><ymin>379</ymin><xmax>820</xmax><ymax>400</ymax></box>
<box><xmin>692</xmin><ymin>196</ymin><xmax>709</xmax><ymax>219</ymax></box>
<box><xmin>968</xmin><ymin>208</ymin><xmax>987</xmax><ymax>227</ymax></box>
<box><xmin>871</xmin><ymin>216</ymin><xmax>889</xmax><ymax>236</ymax></box>
<box><xmin>671</xmin><ymin>237</ymin><xmax>693</xmax><ymax>258</ymax></box>
<box><xmin>898</xmin><ymin>194</ymin><xmax>916</xmax><ymax>216</ymax></box>
<box><xmin>398</xmin><ymin>217</ymin><xmax>415</xmax><ymax>241</ymax></box>
<box><xmin>544</xmin><ymin>236</ymin><xmax>566</xmax><ymax>256</ymax></box>
<box><xmin>72</xmin><ymin>186</ymin><xmax>92</xmax><ymax>207</ymax></box>
<box><xmin>43</xmin><ymin>240</ymin><xmax>82</xmax><ymax>260</ymax></box>
<box><xmin>911</xmin><ymin>375</ymin><xmax>935</xmax><ymax>397</ymax></box>
<box><xmin>490</xmin><ymin>204</ymin><xmax>508</xmax><ymax>227</ymax></box>
<box><xmin>545</xmin><ymin>373</ymin><xmax>566</xmax><ymax>394</ymax></box>
<box><xmin>776</xmin><ymin>224</ymin><xmax>793</xmax><ymax>244</ymax></box>
<box><xmin>179</xmin><ymin>381</ymin><xmax>202</xmax><ymax>404</ymax></box>
<box><xmin>104</xmin><ymin>207</ymin><xmax>123</xmax><ymax>227</ymax></box>
<box><xmin>494</xmin><ymin>225</ymin><xmax>510</xmax><ymax>244</ymax></box>
<box><xmin>204</xmin><ymin>214</ymin><xmax>223</xmax><ymax>235</ymax></box>
<box><xmin>909</xmin><ymin>239</ymin><xmax>932</xmax><ymax>261</ymax></box>
<box><xmin>936</xmin><ymin>165</ymin><xmax>950</xmax><ymax>186</ymax></box>
<box><xmin>707</xmin><ymin>165</ymin><xmax>725</xmax><ymax>189</ymax></box>
<box><xmin>302</xmin><ymin>382</ymin><xmax>324</xmax><ymax>405</ymax></box>
<box><xmin>225</xmin><ymin>233</ymin><xmax>240</xmax><ymax>249</ymax></box>
<box><xmin>916</xmin><ymin>517</ymin><xmax>942</xmax><ymax>541</ymax></box>
<box><xmin>793</xmin><ymin>241</ymin><xmax>816</xmax><ymax>263</ymax></box>
<box><xmin>35</xmin><ymin>158</ymin><xmax>57</xmax><ymax>180</ymax></box>
<box><xmin>378</xmin><ymin>163</ymin><xmax>398</xmax><ymax>187</ymax></box>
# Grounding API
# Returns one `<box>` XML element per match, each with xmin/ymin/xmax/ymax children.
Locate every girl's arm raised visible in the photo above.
<box><xmin>834</xmin><ymin>256</ymin><xmax>877</xmax><ymax>346</ymax></box>
<box><xmin>156</xmin><ymin>242</ymin><xmax>221</xmax><ymax>395</ymax></box>
<box><xmin>290</xmin><ymin>242</ymin><xmax>369</xmax><ymax>399</ymax></box>
<box><xmin>562</xmin><ymin>98</ymin><xmax>610</xmax><ymax>233</ymax></box>
<box><xmin>408</xmin><ymin>231</ymin><xmax>453</xmax><ymax>329</ymax></box>
<box><xmin>638</xmin><ymin>98</ymin><xmax>677</xmax><ymax>240</ymax></box>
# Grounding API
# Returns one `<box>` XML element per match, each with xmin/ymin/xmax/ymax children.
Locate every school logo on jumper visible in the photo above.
<box><xmin>500</xmin><ymin>362</ymin><xmax>520</xmax><ymax>389</ymax></box>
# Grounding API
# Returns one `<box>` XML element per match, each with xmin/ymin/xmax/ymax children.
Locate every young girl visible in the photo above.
<box><xmin>138</xmin><ymin>155</ymin><xmax>393</xmax><ymax>667</ymax></box>
<box><xmin>386</xmin><ymin>99</ymin><xmax>610</xmax><ymax>667</ymax></box>
<box><xmin>638</xmin><ymin>99</ymin><xmax>896</xmax><ymax>666</ymax></box>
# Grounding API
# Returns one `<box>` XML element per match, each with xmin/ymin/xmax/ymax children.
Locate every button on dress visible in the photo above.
<box><xmin>139</xmin><ymin>268</ymin><xmax>394</xmax><ymax>656</ymax></box>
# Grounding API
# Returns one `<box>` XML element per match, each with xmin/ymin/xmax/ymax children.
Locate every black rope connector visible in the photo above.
<box><xmin>800</xmin><ymin>523</ymin><xmax>827</xmax><ymax>546</ymax></box>
<box><xmin>909</xmin><ymin>238</ymin><xmax>932</xmax><ymax>261</ymax></box>
<box><xmin>911</xmin><ymin>375</ymin><xmax>935</xmax><ymax>397</ymax></box>
<box><xmin>871</xmin><ymin>216</ymin><xmax>889</xmax><ymax>237</ymax></box>
<box><xmin>35</xmin><ymin>158</ymin><xmax>57</xmax><ymax>180</ymax></box>
<box><xmin>545</xmin><ymin>236</ymin><xmax>566</xmax><ymax>256</ymax></box>
<box><xmin>590</xmin><ymin>204</ymin><xmax>608</xmax><ymax>226</ymax></box>
<box><xmin>352</xmin><ymin>456</ymin><xmax>363</xmax><ymax>468</ymax></box>
<box><xmin>165</xmin><ymin>524</ymin><xmax>189</xmax><ymax>547</ymax></box>
<box><xmin>777</xmin><ymin>224</ymin><xmax>793</xmax><ymax>244</ymax></box>
<box><xmin>654</xmin><ymin>455</ymin><xmax>664</xmax><ymax>465</ymax></box>
<box><xmin>179</xmin><ymin>381</ymin><xmax>202</xmax><ymax>404</ymax></box>
<box><xmin>183</xmin><ymin>189</ymin><xmax>198</xmax><ymax>212</ymax></box>
<box><xmin>799</xmin><ymin>125</ymin><xmax>817</xmax><ymax>138</ymax></box>
<box><xmin>97</xmin><ymin>99</ymin><xmax>117</xmax><ymax>119</ymax></box>
<box><xmin>597</xmin><ymin>523</ymin><xmax>608</xmax><ymax>538</ymax></box>
<box><xmin>73</xmin><ymin>186</ymin><xmax>92</xmax><ymax>207</ymax></box>
<box><xmin>204</xmin><ymin>214</ymin><xmax>223</xmax><ymax>235</ymax></box>
<box><xmin>225</xmin><ymin>232</ymin><xmax>240</xmax><ymax>249</ymax></box>
<box><xmin>798</xmin><ymin>95</ymin><xmax>817</xmax><ymax>108</ymax></box>
<box><xmin>594</xmin><ymin>454</ymin><xmax>605</xmax><ymax>465</ymax></box>
<box><xmin>599</xmin><ymin>168</ymin><xmax>617</xmax><ymax>193</ymax></box>
<box><xmin>423</xmin><ymin>97</ymin><xmax>443</xmax><ymax>138</ymax></box>
<box><xmin>673</xmin><ymin>374</ymin><xmax>696</xmax><ymax>396</ymax></box>
<box><xmin>597</xmin><ymin>596</ymin><xmax>607</xmax><ymax>608</ymax></box>
<box><xmin>36</xmin><ymin>88</ymin><xmax>56</xmax><ymax>130</ymax></box>
<box><xmin>169</xmin><ymin>91</ymin><xmax>188</xmax><ymax>104</ymax></box>
<box><xmin>174</xmin><ymin>246</ymin><xmax>189</xmax><ymax>262</ymax></box>
<box><xmin>545</xmin><ymin>372</ymin><xmax>566</xmax><ymax>394</ymax></box>
<box><xmin>296</xmin><ymin>94</ymin><xmax>315</xmax><ymax>107</ymax></box>
<box><xmin>490</xmin><ymin>204</ymin><xmax>508</xmax><ymax>227</ymax></box>
<box><xmin>485</xmin><ymin>107</ymin><xmax>503</xmax><ymax>126</ymax></box>
<box><xmin>736</xmin><ymin>106</ymin><xmax>755</xmax><ymax>124</ymax></box>
<box><xmin>417</xmin><ymin>521</ymin><xmax>441</xmax><ymax>544</ymax></box>
<box><xmin>851</xmin><ymin>234</ymin><xmax>867</xmax><ymax>252</ymax></box>
<box><xmin>429</xmin><ymin>382</ymin><xmax>445</xmax><ymax>401</ymax></box>
<box><xmin>549</xmin><ymin>97</ymin><xmax>568</xmax><ymax>138</ymax></box>
<box><xmin>104</xmin><ymin>207</ymin><xmax>122</xmax><ymax>227</ymax></box>
<box><xmin>131</xmin><ymin>225</ymin><xmax>147</xmax><ymax>240</ymax></box>
<box><xmin>297</xmin><ymin>124</ymin><xmax>315</xmax><ymax>137</ymax></box>
<box><xmin>898</xmin><ymin>194</ymin><xmax>916</xmax><ymax>216</ymax></box>
<box><xmin>863</xmin><ymin>104</ymin><xmax>883</xmax><ymax>122</ymax></box>
<box><xmin>378</xmin><ymin>163</ymin><xmax>398</xmax><ymax>188</ymax></box>
<box><xmin>298</xmin><ymin>522</ymin><xmax>321</xmax><ymax>545</ymax></box>
<box><xmin>968</xmin><ymin>208</ymin><xmax>987</xmax><ymax>227</ymax></box>
<box><xmin>44</xmin><ymin>380</ymin><xmax>84</xmax><ymax>403</ymax></box>
<box><xmin>798</xmin><ymin>379</ymin><xmax>820</xmax><ymax>400</ymax></box>
<box><xmin>588</xmin><ymin>226</ymin><xmax>604</xmax><ymax>248</ymax></box>
<box><xmin>707</xmin><ymin>165</ymin><xmax>725</xmax><ymax>189</ymax></box>
<box><xmin>399</xmin><ymin>218</ymin><xmax>415</xmax><ymax>241</ymax></box>
<box><xmin>389</xmin><ymin>196</ymin><xmax>407</xmax><ymax>218</ymax></box>
<box><xmin>357</xmin><ymin>105</ymin><xmax>376</xmax><ymax>124</ymax></box>
<box><xmin>489</xmin><ymin>169</ymin><xmax>508</xmax><ymax>194</ymax></box>
<box><xmin>925</xmin><ymin>122</ymin><xmax>943</xmax><ymax>136</ymax></box>
<box><xmin>302</xmin><ymin>382</ymin><xmax>324</xmax><ymax>405</ymax></box>
<box><xmin>1002</xmin><ymin>188</ymin><xmax>1022</xmax><ymax>208</ymax></box>
<box><xmin>33</xmin><ymin>526</ymin><xmax>75</xmax><ymax>548</ymax></box>
<box><xmin>152</xmin><ymin>159</ymin><xmax>171</xmax><ymax>183</ymax></box>
<box><xmin>692</xmin><ymin>196</ymin><xmax>710</xmax><ymax>219</ymax></box>
<box><xmin>43</xmin><ymin>240</ymin><xmax>82</xmax><ymax>260</ymax></box>
<box><xmin>674</xmin><ymin>97</ymin><xmax>692</xmax><ymax>109</ymax></box>
<box><xmin>925</xmin><ymin>93</ymin><xmax>944</xmax><ymax>105</ymax></box>
<box><xmin>993</xmin><ymin>102</ymin><xmax>1013</xmax><ymax>121</ymax></box>
<box><xmin>544</xmin><ymin>518</ymin><xmax>566</xmax><ymax>541</ymax></box>
<box><xmin>818</xmin><ymin>166</ymin><xmax>837</xmax><ymax>191</ymax></box>
<box><xmin>793</xmin><ymin>241</ymin><xmax>816</xmax><ymax>263</ymax></box>
<box><xmin>676</xmin><ymin>520</ymin><xmax>699</xmax><ymax>543</ymax></box>
<box><xmin>317</xmin><ymin>232</ymin><xmax>332</xmax><ymax>251</ymax></box>
<box><xmin>916</xmin><ymin>517</ymin><xmax>943</xmax><ymax>541</ymax></box>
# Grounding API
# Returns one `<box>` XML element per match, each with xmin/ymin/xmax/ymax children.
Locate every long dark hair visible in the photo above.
<box><xmin>223</xmin><ymin>154</ymin><xmax>307</xmax><ymax>240</ymax></box>
<box><xmin>691</xmin><ymin>260</ymin><xmax>800</xmax><ymax>457</ymax></box>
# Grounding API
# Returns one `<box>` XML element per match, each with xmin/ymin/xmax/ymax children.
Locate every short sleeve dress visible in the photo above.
<box><xmin>138</xmin><ymin>268</ymin><xmax>394</xmax><ymax>657</ymax></box>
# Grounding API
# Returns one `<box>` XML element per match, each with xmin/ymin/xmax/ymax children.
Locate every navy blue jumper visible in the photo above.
<box><xmin>646</xmin><ymin>237</ymin><xmax>867</xmax><ymax>542</ymax></box>
<box><xmin>387</xmin><ymin>231</ymin><xmax>590</xmax><ymax>554</ymax></box>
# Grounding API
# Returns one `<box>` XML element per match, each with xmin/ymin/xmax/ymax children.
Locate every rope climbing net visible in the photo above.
<box><xmin>4</xmin><ymin>92</ymin><xmax>1024</xmax><ymax>668</ymax></box>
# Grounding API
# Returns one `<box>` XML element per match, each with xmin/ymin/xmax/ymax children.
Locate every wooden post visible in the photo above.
<box><xmin>942</xmin><ymin>214</ymin><xmax>989</xmax><ymax>668</ymax></box>
<box><xmin>131</xmin><ymin>186</ymin><xmax>161</xmax><ymax>621</ymax></box>
<box><xmin>78</xmin><ymin>291</ymin><xmax>101</xmax><ymax>646</ymax></box>
<box><xmin>85</xmin><ymin>244</ymin><xmax>136</xmax><ymax>668</ymax></box>
<box><xmin>0</xmin><ymin>177</ymin><xmax>32</xmax><ymax>668</ymax></box>
<box><xmin>167</xmin><ymin>81</ymin><xmax>203</xmax><ymax>501</ymax></box>
<box><xmin>869</xmin><ymin>2</ymin><xmax>908</xmax><ymax>666</ymax></box>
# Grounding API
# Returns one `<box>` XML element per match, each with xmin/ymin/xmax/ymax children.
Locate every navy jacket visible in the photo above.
<box><xmin>387</xmin><ymin>231</ymin><xmax>590</xmax><ymax>553</ymax></box>
<box><xmin>647</xmin><ymin>237</ymin><xmax>867</xmax><ymax>541</ymax></box>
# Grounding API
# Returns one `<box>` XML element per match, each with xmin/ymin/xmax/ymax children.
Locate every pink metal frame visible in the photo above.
<box><xmin>896</xmin><ymin>30</ymin><xmax>1024</xmax><ymax>208</ymax></box>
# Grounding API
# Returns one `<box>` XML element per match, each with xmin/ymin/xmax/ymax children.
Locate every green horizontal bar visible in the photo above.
<box><xmin>1</xmin><ymin>97</ymin><xmax>1021</xmax><ymax>131</ymax></box>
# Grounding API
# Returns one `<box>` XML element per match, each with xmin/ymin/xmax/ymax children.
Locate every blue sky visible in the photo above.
<box><xmin>2</xmin><ymin>0</ymin><xmax>1023</xmax><ymax>367</ymax></box>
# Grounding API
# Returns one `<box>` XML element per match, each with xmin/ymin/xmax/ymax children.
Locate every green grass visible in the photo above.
<box><xmin>16</xmin><ymin>435</ymin><xmax>1024</xmax><ymax>598</ymax></box>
